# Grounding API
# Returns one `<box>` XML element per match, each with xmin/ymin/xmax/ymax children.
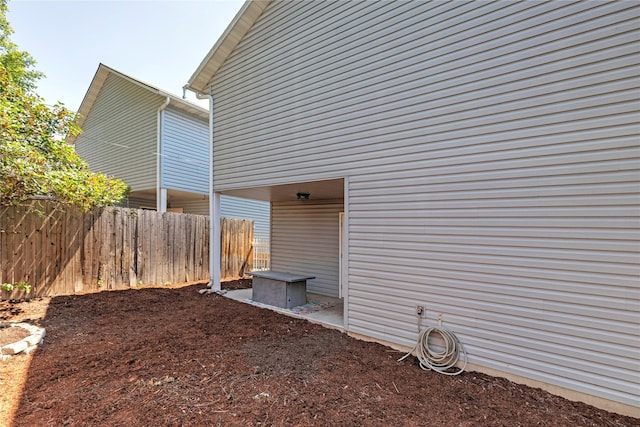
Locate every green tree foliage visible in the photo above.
<box><xmin>0</xmin><ymin>0</ymin><xmax>42</xmax><ymax>91</ymax></box>
<box><xmin>0</xmin><ymin>0</ymin><xmax>129</xmax><ymax>211</ymax></box>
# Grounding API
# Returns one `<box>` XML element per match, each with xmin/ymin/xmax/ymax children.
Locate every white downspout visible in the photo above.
<box><xmin>208</xmin><ymin>89</ymin><xmax>221</xmax><ymax>291</ymax></box>
<box><xmin>156</xmin><ymin>96</ymin><xmax>170</xmax><ymax>212</ymax></box>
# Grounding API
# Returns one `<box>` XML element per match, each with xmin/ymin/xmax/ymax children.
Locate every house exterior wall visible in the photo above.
<box><xmin>120</xmin><ymin>195</ymin><xmax>270</xmax><ymax>241</ymax></box>
<box><xmin>162</xmin><ymin>196</ymin><xmax>271</xmax><ymax>240</ymax></box>
<box><xmin>160</xmin><ymin>106</ymin><xmax>209</xmax><ymax>195</ymax></box>
<box><xmin>122</xmin><ymin>195</ymin><xmax>156</xmax><ymax>210</ymax></box>
<box><xmin>174</xmin><ymin>199</ymin><xmax>209</xmax><ymax>216</ymax></box>
<box><xmin>221</xmin><ymin>195</ymin><xmax>271</xmax><ymax>241</ymax></box>
<box><xmin>74</xmin><ymin>73</ymin><xmax>160</xmax><ymax>191</ymax></box>
<box><xmin>208</xmin><ymin>0</ymin><xmax>639</xmax><ymax>409</ymax></box>
<box><xmin>271</xmin><ymin>200</ymin><xmax>342</xmax><ymax>297</ymax></box>
<box><xmin>73</xmin><ymin>67</ymin><xmax>272</xmax><ymax>249</ymax></box>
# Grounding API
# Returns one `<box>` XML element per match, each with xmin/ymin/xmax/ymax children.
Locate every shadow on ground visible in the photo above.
<box><xmin>5</xmin><ymin>283</ymin><xmax>636</xmax><ymax>426</ymax></box>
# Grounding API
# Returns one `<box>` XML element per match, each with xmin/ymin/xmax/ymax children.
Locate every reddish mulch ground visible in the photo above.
<box><xmin>0</xmin><ymin>281</ymin><xmax>637</xmax><ymax>427</ymax></box>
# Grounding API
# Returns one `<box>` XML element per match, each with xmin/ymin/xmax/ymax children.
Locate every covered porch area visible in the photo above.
<box><xmin>121</xmin><ymin>188</ymin><xmax>209</xmax><ymax>214</ymax></box>
<box><xmin>211</xmin><ymin>178</ymin><xmax>347</xmax><ymax>330</ymax></box>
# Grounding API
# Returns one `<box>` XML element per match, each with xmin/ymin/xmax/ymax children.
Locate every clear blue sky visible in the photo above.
<box><xmin>7</xmin><ymin>0</ymin><xmax>245</xmax><ymax>110</ymax></box>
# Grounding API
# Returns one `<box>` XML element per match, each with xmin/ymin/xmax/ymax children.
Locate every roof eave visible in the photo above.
<box><xmin>68</xmin><ymin>64</ymin><xmax>209</xmax><ymax>145</ymax></box>
<box><xmin>186</xmin><ymin>0</ymin><xmax>272</xmax><ymax>95</ymax></box>
<box><xmin>67</xmin><ymin>63</ymin><xmax>110</xmax><ymax>144</ymax></box>
<box><xmin>96</xmin><ymin>64</ymin><xmax>209</xmax><ymax>119</ymax></box>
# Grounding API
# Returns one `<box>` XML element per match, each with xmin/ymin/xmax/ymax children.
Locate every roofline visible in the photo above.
<box><xmin>185</xmin><ymin>0</ymin><xmax>272</xmax><ymax>95</ymax></box>
<box><xmin>69</xmin><ymin>63</ymin><xmax>209</xmax><ymax>144</ymax></box>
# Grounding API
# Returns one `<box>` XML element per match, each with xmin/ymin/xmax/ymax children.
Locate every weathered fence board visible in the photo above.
<box><xmin>220</xmin><ymin>217</ymin><xmax>254</xmax><ymax>280</ymax></box>
<box><xmin>0</xmin><ymin>201</ymin><xmax>254</xmax><ymax>298</ymax></box>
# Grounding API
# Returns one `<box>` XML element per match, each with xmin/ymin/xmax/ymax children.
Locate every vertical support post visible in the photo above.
<box><xmin>339</xmin><ymin>212</ymin><xmax>344</xmax><ymax>299</ymax></box>
<box><xmin>211</xmin><ymin>192</ymin><xmax>221</xmax><ymax>291</ymax></box>
<box><xmin>208</xmin><ymin>90</ymin><xmax>221</xmax><ymax>291</ymax></box>
<box><xmin>157</xmin><ymin>188</ymin><xmax>168</xmax><ymax>213</ymax></box>
<box><xmin>156</xmin><ymin>97</ymin><xmax>170</xmax><ymax>212</ymax></box>
<box><xmin>342</xmin><ymin>176</ymin><xmax>349</xmax><ymax>330</ymax></box>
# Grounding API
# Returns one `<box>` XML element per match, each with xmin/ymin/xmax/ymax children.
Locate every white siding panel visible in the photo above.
<box><xmin>75</xmin><ymin>73</ymin><xmax>159</xmax><ymax>191</ymax></box>
<box><xmin>161</xmin><ymin>107</ymin><xmax>209</xmax><ymax>194</ymax></box>
<box><xmin>210</xmin><ymin>0</ymin><xmax>640</xmax><ymax>409</ymax></box>
<box><xmin>220</xmin><ymin>195</ymin><xmax>271</xmax><ymax>241</ymax></box>
<box><xmin>271</xmin><ymin>201</ymin><xmax>342</xmax><ymax>296</ymax></box>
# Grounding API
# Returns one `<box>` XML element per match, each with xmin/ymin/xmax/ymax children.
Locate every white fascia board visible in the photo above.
<box><xmin>186</xmin><ymin>0</ymin><xmax>272</xmax><ymax>95</ymax></box>
<box><xmin>69</xmin><ymin>63</ymin><xmax>209</xmax><ymax>145</ymax></box>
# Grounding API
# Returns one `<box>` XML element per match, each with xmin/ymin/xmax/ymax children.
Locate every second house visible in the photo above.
<box><xmin>70</xmin><ymin>63</ymin><xmax>270</xmax><ymax>245</ymax></box>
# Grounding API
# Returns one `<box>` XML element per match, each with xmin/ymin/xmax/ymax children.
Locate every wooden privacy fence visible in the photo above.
<box><xmin>0</xmin><ymin>201</ymin><xmax>254</xmax><ymax>298</ymax></box>
<box><xmin>220</xmin><ymin>217</ymin><xmax>254</xmax><ymax>280</ymax></box>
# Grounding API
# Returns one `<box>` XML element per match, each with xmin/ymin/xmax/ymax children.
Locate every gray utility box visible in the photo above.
<box><xmin>251</xmin><ymin>271</ymin><xmax>315</xmax><ymax>309</ymax></box>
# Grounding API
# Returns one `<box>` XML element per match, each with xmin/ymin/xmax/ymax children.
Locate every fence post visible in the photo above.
<box><xmin>0</xmin><ymin>203</ymin><xmax>261</xmax><ymax>299</ymax></box>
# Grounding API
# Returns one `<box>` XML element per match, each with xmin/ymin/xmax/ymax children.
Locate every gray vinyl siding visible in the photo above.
<box><xmin>161</xmin><ymin>195</ymin><xmax>271</xmax><ymax>237</ymax></box>
<box><xmin>209</xmin><ymin>0</ymin><xmax>640</xmax><ymax>408</ymax></box>
<box><xmin>220</xmin><ymin>195</ymin><xmax>271</xmax><ymax>241</ymax></box>
<box><xmin>74</xmin><ymin>73</ymin><xmax>159</xmax><ymax>191</ymax></box>
<box><xmin>271</xmin><ymin>201</ymin><xmax>342</xmax><ymax>297</ymax></box>
<box><xmin>160</xmin><ymin>107</ymin><xmax>209</xmax><ymax>194</ymax></box>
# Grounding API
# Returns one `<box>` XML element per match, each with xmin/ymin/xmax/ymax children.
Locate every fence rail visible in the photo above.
<box><xmin>0</xmin><ymin>201</ymin><xmax>255</xmax><ymax>298</ymax></box>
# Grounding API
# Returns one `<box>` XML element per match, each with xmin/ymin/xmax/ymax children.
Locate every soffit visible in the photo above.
<box><xmin>221</xmin><ymin>178</ymin><xmax>344</xmax><ymax>203</ymax></box>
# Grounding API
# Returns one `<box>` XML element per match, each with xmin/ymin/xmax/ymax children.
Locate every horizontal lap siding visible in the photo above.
<box><xmin>210</xmin><ymin>0</ymin><xmax>640</xmax><ymax>408</ymax></box>
<box><xmin>122</xmin><ymin>195</ymin><xmax>155</xmax><ymax>209</ymax></box>
<box><xmin>220</xmin><ymin>195</ymin><xmax>271</xmax><ymax>241</ymax></box>
<box><xmin>213</xmin><ymin>1</ymin><xmax>638</xmax><ymax>185</ymax></box>
<box><xmin>178</xmin><ymin>199</ymin><xmax>209</xmax><ymax>216</ymax></box>
<box><xmin>159</xmin><ymin>196</ymin><xmax>270</xmax><ymax>239</ymax></box>
<box><xmin>271</xmin><ymin>201</ymin><xmax>342</xmax><ymax>297</ymax></box>
<box><xmin>75</xmin><ymin>74</ymin><xmax>159</xmax><ymax>191</ymax></box>
<box><xmin>161</xmin><ymin>107</ymin><xmax>209</xmax><ymax>194</ymax></box>
<box><xmin>161</xmin><ymin>110</ymin><xmax>270</xmax><ymax>235</ymax></box>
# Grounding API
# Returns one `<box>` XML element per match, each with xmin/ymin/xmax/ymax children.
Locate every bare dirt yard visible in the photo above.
<box><xmin>1</xmin><ymin>281</ymin><xmax>637</xmax><ymax>426</ymax></box>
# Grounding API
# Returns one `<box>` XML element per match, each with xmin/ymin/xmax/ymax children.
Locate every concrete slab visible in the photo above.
<box><xmin>223</xmin><ymin>288</ymin><xmax>344</xmax><ymax>331</ymax></box>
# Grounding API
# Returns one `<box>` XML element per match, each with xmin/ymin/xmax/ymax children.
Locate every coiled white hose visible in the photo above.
<box><xmin>399</xmin><ymin>326</ymin><xmax>467</xmax><ymax>376</ymax></box>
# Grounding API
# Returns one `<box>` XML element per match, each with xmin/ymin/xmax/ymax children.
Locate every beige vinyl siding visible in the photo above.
<box><xmin>161</xmin><ymin>107</ymin><xmax>209</xmax><ymax>194</ymax></box>
<box><xmin>271</xmin><ymin>201</ymin><xmax>342</xmax><ymax>297</ymax></box>
<box><xmin>74</xmin><ymin>73</ymin><xmax>160</xmax><ymax>191</ymax></box>
<box><xmin>209</xmin><ymin>0</ymin><xmax>640</xmax><ymax>408</ymax></box>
